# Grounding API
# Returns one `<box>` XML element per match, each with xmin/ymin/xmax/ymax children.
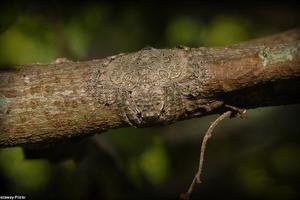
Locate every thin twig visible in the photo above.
<box><xmin>225</xmin><ymin>105</ymin><xmax>247</xmax><ymax>119</ymax></box>
<box><xmin>180</xmin><ymin>111</ymin><xmax>232</xmax><ymax>200</ymax></box>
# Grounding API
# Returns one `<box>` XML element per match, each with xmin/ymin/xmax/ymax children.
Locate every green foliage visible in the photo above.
<box><xmin>204</xmin><ymin>15</ymin><xmax>251</xmax><ymax>46</ymax></box>
<box><xmin>107</xmin><ymin>129</ymin><xmax>170</xmax><ymax>185</ymax></box>
<box><xmin>271</xmin><ymin>145</ymin><xmax>300</xmax><ymax>176</ymax></box>
<box><xmin>166</xmin><ymin>16</ymin><xmax>204</xmax><ymax>46</ymax></box>
<box><xmin>0</xmin><ymin>15</ymin><xmax>59</xmax><ymax>65</ymax></box>
<box><xmin>237</xmin><ymin>161</ymin><xmax>273</xmax><ymax>194</ymax></box>
<box><xmin>0</xmin><ymin>147</ymin><xmax>52</xmax><ymax>191</ymax></box>
<box><xmin>138</xmin><ymin>137</ymin><xmax>170</xmax><ymax>184</ymax></box>
<box><xmin>63</xmin><ymin>22</ymin><xmax>90</xmax><ymax>58</ymax></box>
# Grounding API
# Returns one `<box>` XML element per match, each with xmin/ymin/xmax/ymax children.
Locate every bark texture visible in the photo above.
<box><xmin>0</xmin><ymin>28</ymin><xmax>300</xmax><ymax>147</ymax></box>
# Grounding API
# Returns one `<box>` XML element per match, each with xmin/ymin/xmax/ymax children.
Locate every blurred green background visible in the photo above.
<box><xmin>1</xmin><ymin>0</ymin><xmax>300</xmax><ymax>199</ymax></box>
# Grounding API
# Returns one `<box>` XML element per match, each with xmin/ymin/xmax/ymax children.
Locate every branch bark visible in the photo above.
<box><xmin>0</xmin><ymin>28</ymin><xmax>299</xmax><ymax>147</ymax></box>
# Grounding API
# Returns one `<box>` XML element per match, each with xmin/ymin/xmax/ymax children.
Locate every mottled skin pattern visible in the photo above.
<box><xmin>88</xmin><ymin>47</ymin><xmax>212</xmax><ymax>127</ymax></box>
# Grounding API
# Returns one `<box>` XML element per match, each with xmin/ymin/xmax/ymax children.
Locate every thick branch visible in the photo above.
<box><xmin>0</xmin><ymin>28</ymin><xmax>299</xmax><ymax>147</ymax></box>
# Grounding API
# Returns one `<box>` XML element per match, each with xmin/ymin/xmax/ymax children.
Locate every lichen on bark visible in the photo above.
<box><xmin>259</xmin><ymin>41</ymin><xmax>300</xmax><ymax>67</ymax></box>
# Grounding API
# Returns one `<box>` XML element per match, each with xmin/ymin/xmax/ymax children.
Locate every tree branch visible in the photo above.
<box><xmin>0</xmin><ymin>28</ymin><xmax>299</xmax><ymax>147</ymax></box>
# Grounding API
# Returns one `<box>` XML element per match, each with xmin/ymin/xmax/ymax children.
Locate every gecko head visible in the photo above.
<box><xmin>123</xmin><ymin>84</ymin><xmax>165</xmax><ymax>126</ymax></box>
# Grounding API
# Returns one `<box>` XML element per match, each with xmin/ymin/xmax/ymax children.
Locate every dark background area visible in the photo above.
<box><xmin>0</xmin><ymin>0</ymin><xmax>300</xmax><ymax>199</ymax></box>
